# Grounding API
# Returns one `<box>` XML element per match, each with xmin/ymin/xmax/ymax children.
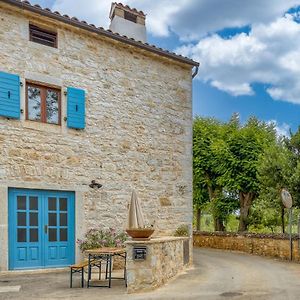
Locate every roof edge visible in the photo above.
<box><xmin>1</xmin><ymin>0</ymin><xmax>199</xmax><ymax>67</ymax></box>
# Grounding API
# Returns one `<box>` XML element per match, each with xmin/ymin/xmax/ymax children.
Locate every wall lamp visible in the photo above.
<box><xmin>89</xmin><ymin>180</ymin><xmax>103</xmax><ymax>189</ymax></box>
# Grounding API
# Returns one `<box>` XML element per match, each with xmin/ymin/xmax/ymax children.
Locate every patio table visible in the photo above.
<box><xmin>85</xmin><ymin>247</ymin><xmax>127</xmax><ymax>288</ymax></box>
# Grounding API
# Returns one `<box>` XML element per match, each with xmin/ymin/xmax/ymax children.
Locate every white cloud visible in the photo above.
<box><xmin>50</xmin><ymin>0</ymin><xmax>184</xmax><ymax>36</ymax></box>
<box><xmin>31</xmin><ymin>0</ymin><xmax>300</xmax><ymax>104</ymax></box>
<box><xmin>51</xmin><ymin>0</ymin><xmax>112</xmax><ymax>28</ymax></box>
<box><xmin>211</xmin><ymin>81</ymin><xmax>253</xmax><ymax>96</ymax></box>
<box><xmin>177</xmin><ymin>14</ymin><xmax>300</xmax><ymax>104</ymax></box>
<box><xmin>48</xmin><ymin>0</ymin><xmax>300</xmax><ymax>39</ymax></box>
<box><xmin>169</xmin><ymin>0</ymin><xmax>300</xmax><ymax>41</ymax></box>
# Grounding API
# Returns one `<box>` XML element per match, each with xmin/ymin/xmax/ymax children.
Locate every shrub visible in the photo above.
<box><xmin>77</xmin><ymin>228</ymin><xmax>127</xmax><ymax>252</ymax></box>
<box><xmin>174</xmin><ymin>224</ymin><xmax>189</xmax><ymax>237</ymax></box>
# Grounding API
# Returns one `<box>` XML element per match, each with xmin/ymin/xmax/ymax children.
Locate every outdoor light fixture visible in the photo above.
<box><xmin>89</xmin><ymin>180</ymin><xmax>103</xmax><ymax>189</ymax></box>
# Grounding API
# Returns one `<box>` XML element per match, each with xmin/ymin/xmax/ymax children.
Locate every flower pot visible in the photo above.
<box><xmin>126</xmin><ymin>228</ymin><xmax>154</xmax><ymax>240</ymax></box>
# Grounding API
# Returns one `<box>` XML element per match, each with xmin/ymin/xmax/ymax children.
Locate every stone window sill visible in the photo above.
<box><xmin>22</xmin><ymin>120</ymin><xmax>63</xmax><ymax>134</ymax></box>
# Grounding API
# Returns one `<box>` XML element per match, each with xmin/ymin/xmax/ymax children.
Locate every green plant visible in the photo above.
<box><xmin>77</xmin><ymin>228</ymin><xmax>127</xmax><ymax>252</ymax></box>
<box><xmin>174</xmin><ymin>224</ymin><xmax>189</xmax><ymax>237</ymax></box>
<box><xmin>193</xmin><ymin>115</ymin><xmax>277</xmax><ymax>232</ymax></box>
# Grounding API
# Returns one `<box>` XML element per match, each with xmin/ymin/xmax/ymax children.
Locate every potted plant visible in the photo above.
<box><xmin>126</xmin><ymin>225</ymin><xmax>155</xmax><ymax>240</ymax></box>
<box><xmin>126</xmin><ymin>190</ymin><xmax>155</xmax><ymax>240</ymax></box>
<box><xmin>77</xmin><ymin>228</ymin><xmax>127</xmax><ymax>272</ymax></box>
<box><xmin>174</xmin><ymin>224</ymin><xmax>190</xmax><ymax>237</ymax></box>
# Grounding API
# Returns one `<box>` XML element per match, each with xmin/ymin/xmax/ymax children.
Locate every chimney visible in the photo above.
<box><xmin>109</xmin><ymin>2</ymin><xmax>147</xmax><ymax>43</ymax></box>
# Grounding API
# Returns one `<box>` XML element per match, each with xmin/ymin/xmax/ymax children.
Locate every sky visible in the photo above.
<box><xmin>30</xmin><ymin>0</ymin><xmax>300</xmax><ymax>135</ymax></box>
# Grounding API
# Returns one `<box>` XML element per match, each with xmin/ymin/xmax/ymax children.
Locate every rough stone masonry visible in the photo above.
<box><xmin>0</xmin><ymin>2</ymin><xmax>195</xmax><ymax>271</ymax></box>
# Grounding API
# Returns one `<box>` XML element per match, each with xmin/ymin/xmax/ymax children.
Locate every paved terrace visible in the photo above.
<box><xmin>1</xmin><ymin>248</ymin><xmax>300</xmax><ymax>299</ymax></box>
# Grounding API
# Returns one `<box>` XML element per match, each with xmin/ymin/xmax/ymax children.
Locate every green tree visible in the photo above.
<box><xmin>257</xmin><ymin>142</ymin><xmax>292</xmax><ymax>232</ymax></box>
<box><xmin>216</xmin><ymin>116</ymin><xmax>276</xmax><ymax>231</ymax></box>
<box><xmin>193</xmin><ymin>117</ymin><xmax>225</xmax><ymax>231</ymax></box>
<box><xmin>248</xmin><ymin>200</ymin><xmax>284</xmax><ymax>233</ymax></box>
<box><xmin>285</xmin><ymin>128</ymin><xmax>300</xmax><ymax>207</ymax></box>
<box><xmin>254</xmin><ymin>126</ymin><xmax>300</xmax><ymax>233</ymax></box>
<box><xmin>193</xmin><ymin>183</ymin><xmax>209</xmax><ymax>231</ymax></box>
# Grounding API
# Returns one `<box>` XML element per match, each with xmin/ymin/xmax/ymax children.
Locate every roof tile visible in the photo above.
<box><xmin>1</xmin><ymin>0</ymin><xmax>199</xmax><ymax>67</ymax></box>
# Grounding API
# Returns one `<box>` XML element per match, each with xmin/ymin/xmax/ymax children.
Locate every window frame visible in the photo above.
<box><xmin>29</xmin><ymin>24</ymin><xmax>58</xmax><ymax>48</ymax></box>
<box><xmin>25</xmin><ymin>81</ymin><xmax>62</xmax><ymax>126</ymax></box>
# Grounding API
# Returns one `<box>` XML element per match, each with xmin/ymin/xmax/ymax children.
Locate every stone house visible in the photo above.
<box><xmin>0</xmin><ymin>0</ymin><xmax>199</xmax><ymax>271</ymax></box>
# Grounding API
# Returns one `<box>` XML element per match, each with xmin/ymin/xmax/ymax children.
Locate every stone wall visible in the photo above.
<box><xmin>194</xmin><ymin>231</ymin><xmax>300</xmax><ymax>261</ymax></box>
<box><xmin>126</xmin><ymin>237</ymin><xmax>190</xmax><ymax>293</ymax></box>
<box><xmin>0</xmin><ymin>3</ymin><xmax>193</xmax><ymax>271</ymax></box>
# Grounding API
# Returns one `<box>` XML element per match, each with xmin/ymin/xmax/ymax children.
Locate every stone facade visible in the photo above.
<box><xmin>0</xmin><ymin>3</ymin><xmax>194</xmax><ymax>271</ymax></box>
<box><xmin>126</xmin><ymin>237</ymin><xmax>190</xmax><ymax>293</ymax></box>
<box><xmin>194</xmin><ymin>231</ymin><xmax>300</xmax><ymax>261</ymax></box>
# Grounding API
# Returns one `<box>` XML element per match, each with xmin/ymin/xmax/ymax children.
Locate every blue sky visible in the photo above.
<box><xmin>31</xmin><ymin>0</ymin><xmax>300</xmax><ymax>135</ymax></box>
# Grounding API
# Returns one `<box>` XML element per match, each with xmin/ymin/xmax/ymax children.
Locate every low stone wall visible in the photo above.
<box><xmin>126</xmin><ymin>236</ymin><xmax>191</xmax><ymax>293</ymax></box>
<box><xmin>194</xmin><ymin>231</ymin><xmax>300</xmax><ymax>261</ymax></box>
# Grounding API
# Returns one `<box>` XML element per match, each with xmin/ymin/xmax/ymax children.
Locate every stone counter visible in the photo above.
<box><xmin>126</xmin><ymin>236</ymin><xmax>191</xmax><ymax>293</ymax></box>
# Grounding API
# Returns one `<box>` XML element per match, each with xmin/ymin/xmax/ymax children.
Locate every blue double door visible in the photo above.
<box><xmin>9</xmin><ymin>188</ymin><xmax>75</xmax><ymax>270</ymax></box>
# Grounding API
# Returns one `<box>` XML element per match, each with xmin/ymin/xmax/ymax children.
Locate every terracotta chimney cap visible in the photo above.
<box><xmin>110</xmin><ymin>2</ymin><xmax>146</xmax><ymax>19</ymax></box>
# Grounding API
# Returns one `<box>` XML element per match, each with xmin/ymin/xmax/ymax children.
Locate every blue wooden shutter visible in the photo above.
<box><xmin>67</xmin><ymin>87</ymin><xmax>85</xmax><ymax>129</ymax></box>
<box><xmin>0</xmin><ymin>71</ymin><xmax>20</xmax><ymax>119</ymax></box>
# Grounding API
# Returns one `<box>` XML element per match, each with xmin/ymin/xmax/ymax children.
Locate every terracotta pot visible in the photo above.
<box><xmin>126</xmin><ymin>228</ymin><xmax>155</xmax><ymax>240</ymax></box>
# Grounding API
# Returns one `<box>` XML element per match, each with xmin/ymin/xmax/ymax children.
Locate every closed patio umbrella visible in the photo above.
<box><xmin>127</xmin><ymin>190</ymin><xmax>145</xmax><ymax>229</ymax></box>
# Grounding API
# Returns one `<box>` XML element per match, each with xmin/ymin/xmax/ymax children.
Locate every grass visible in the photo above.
<box><xmin>194</xmin><ymin>212</ymin><xmax>300</xmax><ymax>234</ymax></box>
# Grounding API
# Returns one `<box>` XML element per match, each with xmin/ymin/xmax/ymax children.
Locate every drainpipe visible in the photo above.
<box><xmin>192</xmin><ymin>65</ymin><xmax>199</xmax><ymax>79</ymax></box>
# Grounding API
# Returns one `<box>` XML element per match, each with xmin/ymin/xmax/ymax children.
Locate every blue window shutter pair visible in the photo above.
<box><xmin>0</xmin><ymin>71</ymin><xmax>86</xmax><ymax>129</ymax></box>
<box><xmin>67</xmin><ymin>87</ymin><xmax>85</xmax><ymax>129</ymax></box>
<box><xmin>0</xmin><ymin>71</ymin><xmax>20</xmax><ymax>119</ymax></box>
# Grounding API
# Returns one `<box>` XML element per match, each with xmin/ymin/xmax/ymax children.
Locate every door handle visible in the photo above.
<box><xmin>44</xmin><ymin>225</ymin><xmax>48</xmax><ymax>234</ymax></box>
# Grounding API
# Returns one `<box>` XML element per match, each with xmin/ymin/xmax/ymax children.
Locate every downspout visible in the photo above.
<box><xmin>192</xmin><ymin>65</ymin><xmax>199</xmax><ymax>79</ymax></box>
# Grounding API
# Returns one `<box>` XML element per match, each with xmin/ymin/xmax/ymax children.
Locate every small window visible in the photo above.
<box><xmin>29</xmin><ymin>24</ymin><xmax>57</xmax><ymax>48</ymax></box>
<box><xmin>26</xmin><ymin>82</ymin><xmax>61</xmax><ymax>125</ymax></box>
<box><xmin>124</xmin><ymin>11</ymin><xmax>137</xmax><ymax>23</ymax></box>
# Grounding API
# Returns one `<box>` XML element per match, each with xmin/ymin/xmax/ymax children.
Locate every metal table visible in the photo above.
<box><xmin>85</xmin><ymin>247</ymin><xmax>127</xmax><ymax>288</ymax></box>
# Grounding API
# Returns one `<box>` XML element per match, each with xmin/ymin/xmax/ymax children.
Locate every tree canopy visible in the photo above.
<box><xmin>192</xmin><ymin>114</ymin><xmax>292</xmax><ymax>232</ymax></box>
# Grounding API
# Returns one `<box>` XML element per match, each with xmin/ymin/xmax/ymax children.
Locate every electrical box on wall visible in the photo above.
<box><xmin>133</xmin><ymin>246</ymin><xmax>147</xmax><ymax>260</ymax></box>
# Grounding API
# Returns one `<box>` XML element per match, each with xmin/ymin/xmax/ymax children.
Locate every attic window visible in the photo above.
<box><xmin>29</xmin><ymin>24</ymin><xmax>57</xmax><ymax>48</ymax></box>
<box><xmin>124</xmin><ymin>11</ymin><xmax>137</xmax><ymax>23</ymax></box>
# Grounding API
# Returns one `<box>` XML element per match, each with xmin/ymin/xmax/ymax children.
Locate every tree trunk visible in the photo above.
<box><xmin>214</xmin><ymin>217</ymin><xmax>225</xmax><ymax>231</ymax></box>
<box><xmin>207</xmin><ymin>184</ymin><xmax>225</xmax><ymax>231</ymax></box>
<box><xmin>281</xmin><ymin>207</ymin><xmax>285</xmax><ymax>233</ymax></box>
<box><xmin>196</xmin><ymin>208</ymin><xmax>201</xmax><ymax>231</ymax></box>
<box><xmin>238</xmin><ymin>192</ymin><xmax>255</xmax><ymax>232</ymax></box>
